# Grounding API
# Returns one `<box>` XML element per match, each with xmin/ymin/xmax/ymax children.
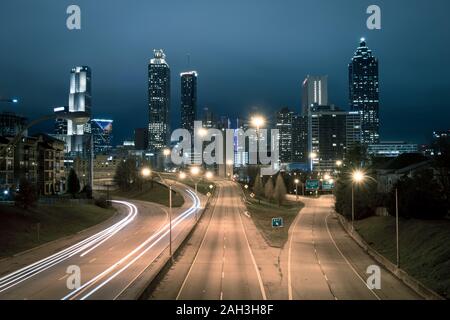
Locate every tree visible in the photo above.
<box><xmin>67</xmin><ymin>169</ymin><xmax>80</xmax><ymax>198</ymax></box>
<box><xmin>253</xmin><ymin>172</ymin><xmax>264</xmax><ymax>204</ymax></box>
<box><xmin>274</xmin><ymin>174</ymin><xmax>287</xmax><ymax>206</ymax></box>
<box><xmin>114</xmin><ymin>158</ymin><xmax>141</xmax><ymax>191</ymax></box>
<box><xmin>264</xmin><ymin>177</ymin><xmax>274</xmax><ymax>201</ymax></box>
<box><xmin>15</xmin><ymin>178</ymin><xmax>37</xmax><ymax>210</ymax></box>
<box><xmin>388</xmin><ymin>169</ymin><xmax>447</xmax><ymax>219</ymax></box>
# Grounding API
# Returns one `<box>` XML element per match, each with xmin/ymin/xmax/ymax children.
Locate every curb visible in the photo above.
<box><xmin>116</xmin><ymin>184</ymin><xmax>216</xmax><ymax>300</ymax></box>
<box><xmin>336</xmin><ymin>213</ymin><xmax>445</xmax><ymax>300</ymax></box>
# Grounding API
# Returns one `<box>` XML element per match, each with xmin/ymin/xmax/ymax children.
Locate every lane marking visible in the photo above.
<box><xmin>236</xmin><ymin>185</ymin><xmax>267</xmax><ymax>300</ymax></box>
<box><xmin>287</xmin><ymin>198</ymin><xmax>304</xmax><ymax>300</ymax></box>
<box><xmin>176</xmin><ymin>186</ymin><xmax>219</xmax><ymax>300</ymax></box>
<box><xmin>89</xmin><ymin>258</ymin><xmax>97</xmax><ymax>264</ymax></box>
<box><xmin>325</xmin><ymin>213</ymin><xmax>381</xmax><ymax>300</ymax></box>
<box><xmin>58</xmin><ymin>274</ymin><xmax>68</xmax><ymax>281</ymax></box>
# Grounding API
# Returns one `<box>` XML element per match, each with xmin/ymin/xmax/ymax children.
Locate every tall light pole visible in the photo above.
<box><xmin>294</xmin><ymin>178</ymin><xmax>299</xmax><ymax>201</ymax></box>
<box><xmin>251</xmin><ymin>115</ymin><xmax>265</xmax><ymax>170</ymax></box>
<box><xmin>179</xmin><ymin>167</ymin><xmax>213</xmax><ymax>222</ymax></box>
<box><xmin>351</xmin><ymin>169</ymin><xmax>365</xmax><ymax>233</ymax></box>
<box><xmin>141</xmin><ymin>166</ymin><xmax>176</xmax><ymax>263</ymax></box>
<box><xmin>396</xmin><ymin>187</ymin><xmax>400</xmax><ymax>267</ymax></box>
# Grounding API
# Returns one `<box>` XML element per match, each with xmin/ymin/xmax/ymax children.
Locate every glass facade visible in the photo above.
<box><xmin>349</xmin><ymin>39</ymin><xmax>379</xmax><ymax>144</ymax></box>
<box><xmin>148</xmin><ymin>49</ymin><xmax>170</xmax><ymax>152</ymax></box>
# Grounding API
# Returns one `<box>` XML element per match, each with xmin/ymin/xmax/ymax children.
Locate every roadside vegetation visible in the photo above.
<box><xmin>356</xmin><ymin>216</ymin><xmax>450</xmax><ymax>299</ymax></box>
<box><xmin>0</xmin><ymin>203</ymin><xmax>115</xmax><ymax>258</ymax></box>
<box><xmin>244</xmin><ymin>170</ymin><xmax>304</xmax><ymax>248</ymax></box>
<box><xmin>334</xmin><ymin>140</ymin><xmax>450</xmax><ymax>298</ymax></box>
<box><xmin>111</xmin><ymin>158</ymin><xmax>184</xmax><ymax>207</ymax></box>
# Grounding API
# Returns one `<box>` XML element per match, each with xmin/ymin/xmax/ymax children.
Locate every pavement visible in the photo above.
<box><xmin>0</xmin><ymin>184</ymin><xmax>201</xmax><ymax>300</ymax></box>
<box><xmin>283</xmin><ymin>195</ymin><xmax>421</xmax><ymax>300</ymax></box>
<box><xmin>150</xmin><ymin>180</ymin><xmax>266</xmax><ymax>300</ymax></box>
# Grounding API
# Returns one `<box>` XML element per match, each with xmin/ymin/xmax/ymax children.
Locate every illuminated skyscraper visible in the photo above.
<box><xmin>90</xmin><ymin>119</ymin><xmax>113</xmax><ymax>155</ymax></box>
<box><xmin>180</xmin><ymin>71</ymin><xmax>197</xmax><ymax>133</ymax></box>
<box><xmin>349</xmin><ymin>38</ymin><xmax>379</xmax><ymax>144</ymax></box>
<box><xmin>301</xmin><ymin>75</ymin><xmax>328</xmax><ymax>116</ymax></box>
<box><xmin>148</xmin><ymin>49</ymin><xmax>170</xmax><ymax>153</ymax></box>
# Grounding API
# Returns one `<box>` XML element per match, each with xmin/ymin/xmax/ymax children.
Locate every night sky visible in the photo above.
<box><xmin>1</xmin><ymin>0</ymin><xmax>449</xmax><ymax>144</ymax></box>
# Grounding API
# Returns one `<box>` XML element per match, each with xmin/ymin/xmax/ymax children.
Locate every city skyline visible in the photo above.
<box><xmin>1</xmin><ymin>0</ymin><xmax>450</xmax><ymax>144</ymax></box>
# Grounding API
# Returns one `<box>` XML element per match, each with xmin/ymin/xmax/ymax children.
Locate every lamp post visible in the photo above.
<box><xmin>396</xmin><ymin>187</ymin><xmax>400</xmax><ymax>267</ymax></box>
<box><xmin>179</xmin><ymin>167</ymin><xmax>213</xmax><ymax>221</ymax></box>
<box><xmin>251</xmin><ymin>115</ymin><xmax>265</xmax><ymax>169</ymax></box>
<box><xmin>294</xmin><ymin>179</ymin><xmax>300</xmax><ymax>201</ymax></box>
<box><xmin>351</xmin><ymin>169</ymin><xmax>366</xmax><ymax>233</ymax></box>
<box><xmin>141</xmin><ymin>166</ymin><xmax>175</xmax><ymax>263</ymax></box>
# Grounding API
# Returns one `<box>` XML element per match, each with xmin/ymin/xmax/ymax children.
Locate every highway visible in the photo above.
<box><xmin>0</xmin><ymin>185</ymin><xmax>201</xmax><ymax>300</ymax></box>
<box><xmin>176</xmin><ymin>181</ymin><xmax>266</xmax><ymax>300</ymax></box>
<box><xmin>286</xmin><ymin>195</ymin><xmax>421</xmax><ymax>300</ymax></box>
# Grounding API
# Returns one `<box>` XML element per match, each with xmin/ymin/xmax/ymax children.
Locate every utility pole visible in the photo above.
<box><xmin>396</xmin><ymin>188</ymin><xmax>400</xmax><ymax>267</ymax></box>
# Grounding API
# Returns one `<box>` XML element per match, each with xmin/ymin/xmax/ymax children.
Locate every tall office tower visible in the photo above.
<box><xmin>52</xmin><ymin>67</ymin><xmax>91</xmax><ymax>154</ymax></box>
<box><xmin>291</xmin><ymin>114</ymin><xmax>308</xmax><ymax>163</ymax></box>
<box><xmin>90</xmin><ymin>119</ymin><xmax>113</xmax><ymax>155</ymax></box>
<box><xmin>202</xmin><ymin>107</ymin><xmax>216</xmax><ymax>129</ymax></box>
<box><xmin>180</xmin><ymin>71</ymin><xmax>198</xmax><ymax>133</ymax></box>
<box><xmin>276</xmin><ymin>107</ymin><xmax>294</xmax><ymax>163</ymax></box>
<box><xmin>301</xmin><ymin>75</ymin><xmax>328</xmax><ymax>116</ymax></box>
<box><xmin>148</xmin><ymin>49</ymin><xmax>170</xmax><ymax>153</ymax></box>
<box><xmin>349</xmin><ymin>38</ymin><xmax>379</xmax><ymax>144</ymax></box>
<box><xmin>134</xmin><ymin>128</ymin><xmax>149</xmax><ymax>150</ymax></box>
<box><xmin>54</xmin><ymin>106</ymin><xmax>68</xmax><ymax>135</ymax></box>
<box><xmin>308</xmin><ymin>105</ymin><xmax>348</xmax><ymax>172</ymax></box>
<box><xmin>68</xmin><ymin>66</ymin><xmax>91</xmax><ymax>136</ymax></box>
<box><xmin>346</xmin><ymin>110</ymin><xmax>363</xmax><ymax>150</ymax></box>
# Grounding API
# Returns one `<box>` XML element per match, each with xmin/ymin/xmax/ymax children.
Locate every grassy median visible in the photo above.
<box><xmin>245</xmin><ymin>192</ymin><xmax>304</xmax><ymax>248</ymax></box>
<box><xmin>110</xmin><ymin>182</ymin><xmax>184</xmax><ymax>207</ymax></box>
<box><xmin>356</xmin><ymin>216</ymin><xmax>450</xmax><ymax>299</ymax></box>
<box><xmin>0</xmin><ymin>203</ymin><xmax>115</xmax><ymax>258</ymax></box>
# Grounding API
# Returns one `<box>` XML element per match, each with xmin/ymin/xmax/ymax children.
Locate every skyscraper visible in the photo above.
<box><xmin>349</xmin><ymin>38</ymin><xmax>380</xmax><ymax>144</ymax></box>
<box><xmin>180</xmin><ymin>71</ymin><xmax>198</xmax><ymax>133</ymax></box>
<box><xmin>53</xmin><ymin>67</ymin><xmax>92</xmax><ymax>154</ymax></box>
<box><xmin>276</xmin><ymin>107</ymin><xmax>294</xmax><ymax>163</ymax></box>
<box><xmin>301</xmin><ymin>75</ymin><xmax>328</xmax><ymax>116</ymax></box>
<box><xmin>90</xmin><ymin>119</ymin><xmax>113</xmax><ymax>155</ymax></box>
<box><xmin>148</xmin><ymin>49</ymin><xmax>170</xmax><ymax>153</ymax></box>
<box><xmin>291</xmin><ymin>114</ymin><xmax>308</xmax><ymax>163</ymax></box>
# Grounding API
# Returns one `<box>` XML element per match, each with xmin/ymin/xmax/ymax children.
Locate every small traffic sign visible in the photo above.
<box><xmin>272</xmin><ymin>217</ymin><xmax>284</xmax><ymax>228</ymax></box>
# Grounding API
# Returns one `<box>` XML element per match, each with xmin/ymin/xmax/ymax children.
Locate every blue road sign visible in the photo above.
<box><xmin>272</xmin><ymin>217</ymin><xmax>284</xmax><ymax>228</ymax></box>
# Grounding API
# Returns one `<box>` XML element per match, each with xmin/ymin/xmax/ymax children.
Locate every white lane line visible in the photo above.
<box><xmin>58</xmin><ymin>274</ymin><xmax>68</xmax><ymax>281</ymax></box>
<box><xmin>236</xmin><ymin>187</ymin><xmax>267</xmax><ymax>300</ymax></box>
<box><xmin>89</xmin><ymin>258</ymin><xmax>97</xmax><ymax>264</ymax></box>
<box><xmin>0</xmin><ymin>201</ymin><xmax>137</xmax><ymax>293</ymax></box>
<box><xmin>176</xmin><ymin>187</ymin><xmax>218</xmax><ymax>300</ymax></box>
<box><xmin>287</xmin><ymin>200</ymin><xmax>304</xmax><ymax>300</ymax></box>
<box><xmin>325</xmin><ymin>213</ymin><xmax>381</xmax><ymax>300</ymax></box>
<box><xmin>67</xmin><ymin>190</ymin><xmax>200</xmax><ymax>300</ymax></box>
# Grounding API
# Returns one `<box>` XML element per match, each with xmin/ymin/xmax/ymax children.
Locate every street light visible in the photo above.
<box><xmin>336</xmin><ymin>160</ymin><xmax>343</xmax><ymax>167</ymax></box>
<box><xmin>179</xmin><ymin>168</ymin><xmax>213</xmax><ymax>221</ymax></box>
<box><xmin>351</xmin><ymin>169</ymin><xmax>366</xmax><ymax>232</ymax></box>
<box><xmin>251</xmin><ymin>115</ymin><xmax>265</xmax><ymax>130</ymax></box>
<box><xmin>141</xmin><ymin>168</ymin><xmax>176</xmax><ymax>263</ymax></box>
<box><xmin>294</xmin><ymin>179</ymin><xmax>300</xmax><ymax>201</ymax></box>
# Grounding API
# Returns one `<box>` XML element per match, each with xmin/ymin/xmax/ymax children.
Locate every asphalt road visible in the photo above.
<box><xmin>176</xmin><ymin>181</ymin><xmax>266</xmax><ymax>300</ymax></box>
<box><xmin>287</xmin><ymin>195</ymin><xmax>421</xmax><ymax>300</ymax></box>
<box><xmin>0</xmin><ymin>185</ymin><xmax>201</xmax><ymax>300</ymax></box>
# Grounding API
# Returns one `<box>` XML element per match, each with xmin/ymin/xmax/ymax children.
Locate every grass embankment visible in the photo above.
<box><xmin>245</xmin><ymin>191</ymin><xmax>304</xmax><ymax>248</ymax></box>
<box><xmin>110</xmin><ymin>182</ymin><xmax>184</xmax><ymax>207</ymax></box>
<box><xmin>356</xmin><ymin>216</ymin><xmax>450</xmax><ymax>299</ymax></box>
<box><xmin>0</xmin><ymin>204</ymin><xmax>115</xmax><ymax>258</ymax></box>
